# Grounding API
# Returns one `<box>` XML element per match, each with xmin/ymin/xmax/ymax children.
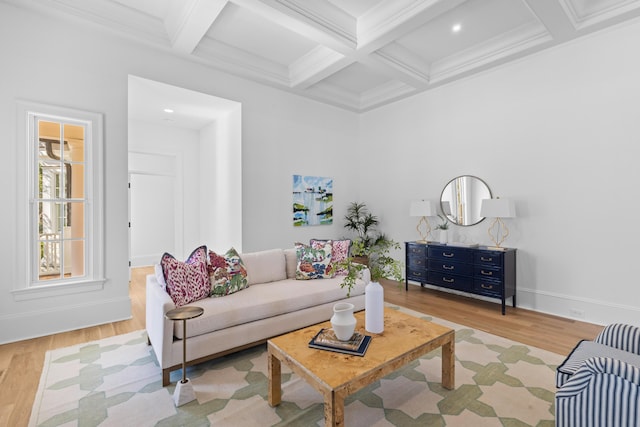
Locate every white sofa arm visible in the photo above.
<box><xmin>145</xmin><ymin>273</ymin><xmax>176</xmax><ymax>369</ymax></box>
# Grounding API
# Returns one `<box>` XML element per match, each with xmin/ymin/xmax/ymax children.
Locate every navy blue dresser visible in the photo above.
<box><xmin>405</xmin><ymin>241</ymin><xmax>516</xmax><ymax>315</ymax></box>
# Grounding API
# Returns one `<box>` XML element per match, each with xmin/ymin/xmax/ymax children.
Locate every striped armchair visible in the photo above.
<box><xmin>556</xmin><ymin>323</ymin><xmax>640</xmax><ymax>388</ymax></box>
<box><xmin>555</xmin><ymin>357</ymin><xmax>640</xmax><ymax>426</ymax></box>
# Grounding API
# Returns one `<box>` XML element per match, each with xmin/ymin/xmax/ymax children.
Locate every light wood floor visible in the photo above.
<box><xmin>0</xmin><ymin>267</ymin><xmax>603</xmax><ymax>426</ymax></box>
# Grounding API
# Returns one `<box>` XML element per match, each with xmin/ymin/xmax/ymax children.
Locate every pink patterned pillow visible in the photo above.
<box><xmin>161</xmin><ymin>246</ymin><xmax>210</xmax><ymax>307</ymax></box>
<box><xmin>310</xmin><ymin>239</ymin><xmax>351</xmax><ymax>276</ymax></box>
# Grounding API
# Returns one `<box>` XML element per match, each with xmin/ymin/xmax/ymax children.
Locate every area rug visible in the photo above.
<box><xmin>30</xmin><ymin>305</ymin><xmax>564</xmax><ymax>426</ymax></box>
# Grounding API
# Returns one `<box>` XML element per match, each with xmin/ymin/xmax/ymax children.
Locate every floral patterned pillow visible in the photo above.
<box><xmin>208</xmin><ymin>247</ymin><xmax>249</xmax><ymax>297</ymax></box>
<box><xmin>296</xmin><ymin>241</ymin><xmax>334</xmax><ymax>280</ymax></box>
<box><xmin>310</xmin><ymin>239</ymin><xmax>351</xmax><ymax>276</ymax></box>
<box><xmin>161</xmin><ymin>245</ymin><xmax>210</xmax><ymax>307</ymax></box>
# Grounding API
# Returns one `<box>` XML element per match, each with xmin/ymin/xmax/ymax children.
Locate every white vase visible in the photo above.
<box><xmin>439</xmin><ymin>230</ymin><xmax>448</xmax><ymax>244</ymax></box>
<box><xmin>331</xmin><ymin>302</ymin><xmax>356</xmax><ymax>341</ymax></box>
<box><xmin>365</xmin><ymin>281</ymin><xmax>384</xmax><ymax>333</ymax></box>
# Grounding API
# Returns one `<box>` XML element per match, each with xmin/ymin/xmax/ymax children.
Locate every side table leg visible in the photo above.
<box><xmin>442</xmin><ymin>335</ymin><xmax>455</xmax><ymax>390</ymax></box>
<box><xmin>268</xmin><ymin>351</ymin><xmax>281</xmax><ymax>406</ymax></box>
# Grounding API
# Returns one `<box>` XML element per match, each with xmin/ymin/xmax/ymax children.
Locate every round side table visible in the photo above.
<box><xmin>165</xmin><ymin>305</ymin><xmax>204</xmax><ymax>407</ymax></box>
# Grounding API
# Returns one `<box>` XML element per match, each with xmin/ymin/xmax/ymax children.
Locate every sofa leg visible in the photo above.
<box><xmin>163</xmin><ymin>368</ymin><xmax>171</xmax><ymax>387</ymax></box>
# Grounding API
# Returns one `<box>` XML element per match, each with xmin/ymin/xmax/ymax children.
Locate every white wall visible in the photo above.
<box><xmin>359</xmin><ymin>18</ymin><xmax>640</xmax><ymax>325</ymax></box>
<box><xmin>0</xmin><ymin>3</ymin><xmax>360</xmax><ymax>343</ymax></box>
<box><xmin>199</xmin><ymin>106</ymin><xmax>243</xmax><ymax>254</ymax></box>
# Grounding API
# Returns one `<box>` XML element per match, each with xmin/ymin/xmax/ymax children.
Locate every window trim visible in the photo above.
<box><xmin>13</xmin><ymin>100</ymin><xmax>105</xmax><ymax>300</ymax></box>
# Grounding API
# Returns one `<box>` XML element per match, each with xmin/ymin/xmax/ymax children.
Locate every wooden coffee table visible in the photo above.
<box><xmin>267</xmin><ymin>307</ymin><xmax>455</xmax><ymax>427</ymax></box>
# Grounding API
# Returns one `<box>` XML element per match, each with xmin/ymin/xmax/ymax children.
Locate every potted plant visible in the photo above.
<box><xmin>343</xmin><ymin>202</ymin><xmax>395</xmax><ymax>265</ymax></box>
<box><xmin>436</xmin><ymin>215</ymin><xmax>450</xmax><ymax>244</ymax></box>
<box><xmin>338</xmin><ymin>202</ymin><xmax>404</xmax><ymax>297</ymax></box>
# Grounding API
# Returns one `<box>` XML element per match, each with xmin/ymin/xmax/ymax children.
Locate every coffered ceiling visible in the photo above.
<box><xmin>6</xmin><ymin>0</ymin><xmax>640</xmax><ymax>112</ymax></box>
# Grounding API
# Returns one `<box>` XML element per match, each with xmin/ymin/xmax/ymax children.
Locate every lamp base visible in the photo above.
<box><xmin>173</xmin><ymin>378</ymin><xmax>197</xmax><ymax>406</ymax></box>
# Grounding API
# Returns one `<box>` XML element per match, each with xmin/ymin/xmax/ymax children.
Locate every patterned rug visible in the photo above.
<box><xmin>30</xmin><ymin>305</ymin><xmax>564</xmax><ymax>426</ymax></box>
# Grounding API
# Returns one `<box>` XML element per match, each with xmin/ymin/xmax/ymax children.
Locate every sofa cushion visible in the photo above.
<box><xmin>161</xmin><ymin>245</ymin><xmax>210</xmax><ymax>307</ymax></box>
<box><xmin>284</xmin><ymin>248</ymin><xmax>297</xmax><ymax>279</ymax></box>
<box><xmin>242</xmin><ymin>249</ymin><xmax>286</xmax><ymax>285</ymax></box>
<box><xmin>295</xmin><ymin>241</ymin><xmax>334</xmax><ymax>280</ymax></box>
<box><xmin>175</xmin><ymin>276</ymin><xmax>366</xmax><ymax>339</ymax></box>
<box><xmin>208</xmin><ymin>247</ymin><xmax>249</xmax><ymax>297</ymax></box>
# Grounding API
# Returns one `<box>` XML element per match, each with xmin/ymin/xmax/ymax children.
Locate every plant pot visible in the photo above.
<box><xmin>365</xmin><ymin>281</ymin><xmax>384</xmax><ymax>333</ymax></box>
<box><xmin>439</xmin><ymin>230</ymin><xmax>448</xmax><ymax>244</ymax></box>
<box><xmin>330</xmin><ymin>302</ymin><xmax>356</xmax><ymax>341</ymax></box>
<box><xmin>351</xmin><ymin>256</ymin><xmax>369</xmax><ymax>266</ymax></box>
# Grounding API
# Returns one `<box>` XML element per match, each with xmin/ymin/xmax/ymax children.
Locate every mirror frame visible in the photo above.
<box><xmin>440</xmin><ymin>175</ymin><xmax>492</xmax><ymax>227</ymax></box>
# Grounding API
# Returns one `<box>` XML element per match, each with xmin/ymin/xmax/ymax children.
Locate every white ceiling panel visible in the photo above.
<box><xmin>5</xmin><ymin>0</ymin><xmax>640</xmax><ymax>112</ymax></box>
<box><xmin>396</xmin><ymin>0</ymin><xmax>538</xmax><ymax>64</ymax></box>
<box><xmin>322</xmin><ymin>62</ymin><xmax>392</xmax><ymax>94</ymax></box>
<box><xmin>205</xmin><ymin>2</ymin><xmax>317</xmax><ymax>66</ymax></box>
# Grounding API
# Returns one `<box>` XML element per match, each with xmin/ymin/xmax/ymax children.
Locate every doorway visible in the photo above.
<box><xmin>127</xmin><ymin>76</ymin><xmax>242</xmax><ymax>268</ymax></box>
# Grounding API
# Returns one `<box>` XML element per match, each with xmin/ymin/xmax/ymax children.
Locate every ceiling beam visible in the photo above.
<box><xmin>165</xmin><ymin>0</ymin><xmax>228</xmax><ymax>54</ymax></box>
<box><xmin>522</xmin><ymin>0</ymin><xmax>576</xmax><ymax>40</ymax></box>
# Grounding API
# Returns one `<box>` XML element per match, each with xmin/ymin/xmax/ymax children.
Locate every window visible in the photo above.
<box><xmin>15</xmin><ymin>101</ymin><xmax>104</xmax><ymax>298</ymax></box>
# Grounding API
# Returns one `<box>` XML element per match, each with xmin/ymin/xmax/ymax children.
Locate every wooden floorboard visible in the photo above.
<box><xmin>0</xmin><ymin>267</ymin><xmax>602</xmax><ymax>426</ymax></box>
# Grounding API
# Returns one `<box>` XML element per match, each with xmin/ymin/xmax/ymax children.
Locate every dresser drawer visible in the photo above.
<box><xmin>428</xmin><ymin>246</ymin><xmax>473</xmax><ymax>263</ymax></box>
<box><xmin>473</xmin><ymin>278</ymin><xmax>503</xmax><ymax>298</ymax></box>
<box><xmin>407</xmin><ymin>267</ymin><xmax>427</xmax><ymax>282</ymax></box>
<box><xmin>429</xmin><ymin>259</ymin><xmax>473</xmax><ymax>276</ymax></box>
<box><xmin>474</xmin><ymin>250</ymin><xmax>503</xmax><ymax>268</ymax></box>
<box><xmin>407</xmin><ymin>243</ymin><xmax>427</xmax><ymax>258</ymax></box>
<box><xmin>409</xmin><ymin>257</ymin><xmax>426</xmax><ymax>269</ymax></box>
<box><xmin>427</xmin><ymin>272</ymin><xmax>472</xmax><ymax>292</ymax></box>
<box><xmin>474</xmin><ymin>264</ymin><xmax>502</xmax><ymax>279</ymax></box>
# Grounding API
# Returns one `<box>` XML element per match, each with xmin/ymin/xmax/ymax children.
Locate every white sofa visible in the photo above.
<box><xmin>146</xmin><ymin>248</ymin><xmax>369</xmax><ymax>386</ymax></box>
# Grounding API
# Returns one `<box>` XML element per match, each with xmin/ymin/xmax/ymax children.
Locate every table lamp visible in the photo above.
<box><xmin>480</xmin><ymin>198</ymin><xmax>516</xmax><ymax>250</ymax></box>
<box><xmin>410</xmin><ymin>200</ymin><xmax>436</xmax><ymax>243</ymax></box>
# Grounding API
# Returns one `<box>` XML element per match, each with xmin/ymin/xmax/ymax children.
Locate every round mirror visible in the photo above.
<box><xmin>440</xmin><ymin>175</ymin><xmax>492</xmax><ymax>226</ymax></box>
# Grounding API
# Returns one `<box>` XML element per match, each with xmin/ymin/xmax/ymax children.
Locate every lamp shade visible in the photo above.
<box><xmin>410</xmin><ymin>200</ymin><xmax>436</xmax><ymax>217</ymax></box>
<box><xmin>480</xmin><ymin>199</ymin><xmax>516</xmax><ymax>218</ymax></box>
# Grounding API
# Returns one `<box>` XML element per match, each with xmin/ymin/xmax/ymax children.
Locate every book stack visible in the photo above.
<box><xmin>308</xmin><ymin>328</ymin><xmax>371</xmax><ymax>356</ymax></box>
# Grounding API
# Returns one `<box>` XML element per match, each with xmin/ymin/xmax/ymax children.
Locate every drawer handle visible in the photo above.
<box><xmin>443</xmin><ymin>277</ymin><xmax>454</xmax><ymax>283</ymax></box>
<box><xmin>443</xmin><ymin>265</ymin><xmax>454</xmax><ymax>270</ymax></box>
<box><xmin>443</xmin><ymin>252</ymin><xmax>454</xmax><ymax>258</ymax></box>
<box><xmin>481</xmin><ymin>284</ymin><xmax>494</xmax><ymax>289</ymax></box>
<box><xmin>481</xmin><ymin>256</ymin><xmax>493</xmax><ymax>262</ymax></box>
<box><xmin>481</xmin><ymin>270</ymin><xmax>493</xmax><ymax>276</ymax></box>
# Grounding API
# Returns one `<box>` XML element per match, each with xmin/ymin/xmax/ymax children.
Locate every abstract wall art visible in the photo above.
<box><xmin>292</xmin><ymin>175</ymin><xmax>333</xmax><ymax>226</ymax></box>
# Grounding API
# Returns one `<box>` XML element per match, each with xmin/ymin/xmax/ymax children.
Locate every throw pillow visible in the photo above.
<box><xmin>295</xmin><ymin>241</ymin><xmax>334</xmax><ymax>280</ymax></box>
<box><xmin>161</xmin><ymin>245</ymin><xmax>210</xmax><ymax>307</ymax></box>
<box><xmin>208</xmin><ymin>247</ymin><xmax>249</xmax><ymax>297</ymax></box>
<box><xmin>310</xmin><ymin>238</ymin><xmax>351</xmax><ymax>276</ymax></box>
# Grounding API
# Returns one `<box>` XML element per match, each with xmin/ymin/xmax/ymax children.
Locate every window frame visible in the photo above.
<box><xmin>14</xmin><ymin>101</ymin><xmax>105</xmax><ymax>300</ymax></box>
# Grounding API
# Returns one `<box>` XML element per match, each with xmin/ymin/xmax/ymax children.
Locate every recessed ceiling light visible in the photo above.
<box><xmin>452</xmin><ymin>23</ymin><xmax>462</xmax><ymax>33</ymax></box>
<box><xmin>163</xmin><ymin>108</ymin><xmax>174</xmax><ymax>113</ymax></box>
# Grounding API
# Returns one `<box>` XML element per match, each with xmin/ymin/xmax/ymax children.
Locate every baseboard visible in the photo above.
<box><xmin>408</xmin><ymin>282</ymin><xmax>639</xmax><ymax>326</ymax></box>
<box><xmin>0</xmin><ymin>296</ymin><xmax>132</xmax><ymax>344</ymax></box>
<box><xmin>516</xmin><ymin>287</ymin><xmax>639</xmax><ymax>326</ymax></box>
